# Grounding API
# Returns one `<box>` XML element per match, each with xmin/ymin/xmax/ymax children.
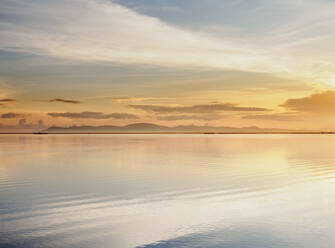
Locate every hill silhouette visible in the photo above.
<box><xmin>44</xmin><ymin>123</ymin><xmax>295</xmax><ymax>133</ymax></box>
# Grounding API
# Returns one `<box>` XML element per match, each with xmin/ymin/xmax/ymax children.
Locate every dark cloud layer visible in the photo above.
<box><xmin>50</xmin><ymin>98</ymin><xmax>81</xmax><ymax>104</ymax></box>
<box><xmin>1</xmin><ymin>112</ymin><xmax>22</xmax><ymax>119</ymax></box>
<box><xmin>48</xmin><ymin>112</ymin><xmax>139</xmax><ymax>119</ymax></box>
<box><xmin>0</xmin><ymin>98</ymin><xmax>16</xmax><ymax>102</ymax></box>
<box><xmin>281</xmin><ymin>91</ymin><xmax>335</xmax><ymax>113</ymax></box>
<box><xmin>130</xmin><ymin>103</ymin><xmax>270</xmax><ymax>114</ymax></box>
<box><xmin>0</xmin><ymin>98</ymin><xmax>16</xmax><ymax>106</ymax></box>
<box><xmin>157</xmin><ymin>114</ymin><xmax>223</xmax><ymax>121</ymax></box>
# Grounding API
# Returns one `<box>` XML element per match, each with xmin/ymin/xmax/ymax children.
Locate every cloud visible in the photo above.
<box><xmin>0</xmin><ymin>0</ymin><xmax>249</xmax><ymax>69</ymax></box>
<box><xmin>0</xmin><ymin>118</ymin><xmax>46</xmax><ymax>131</ymax></box>
<box><xmin>111</xmin><ymin>96</ymin><xmax>172</xmax><ymax>103</ymax></box>
<box><xmin>130</xmin><ymin>103</ymin><xmax>270</xmax><ymax>114</ymax></box>
<box><xmin>37</xmin><ymin>119</ymin><xmax>44</xmax><ymax>129</ymax></box>
<box><xmin>0</xmin><ymin>98</ymin><xmax>15</xmax><ymax>102</ymax></box>
<box><xmin>17</xmin><ymin>118</ymin><xmax>46</xmax><ymax>129</ymax></box>
<box><xmin>281</xmin><ymin>91</ymin><xmax>335</xmax><ymax>113</ymax></box>
<box><xmin>107</xmin><ymin>113</ymin><xmax>139</xmax><ymax>119</ymax></box>
<box><xmin>85</xmin><ymin>96</ymin><xmax>173</xmax><ymax>103</ymax></box>
<box><xmin>49</xmin><ymin>98</ymin><xmax>81</xmax><ymax>104</ymax></box>
<box><xmin>18</xmin><ymin>118</ymin><xmax>27</xmax><ymax>127</ymax></box>
<box><xmin>1</xmin><ymin>112</ymin><xmax>22</xmax><ymax>119</ymax></box>
<box><xmin>157</xmin><ymin>114</ymin><xmax>223</xmax><ymax>121</ymax></box>
<box><xmin>0</xmin><ymin>98</ymin><xmax>16</xmax><ymax>107</ymax></box>
<box><xmin>242</xmin><ymin>113</ymin><xmax>299</xmax><ymax>122</ymax></box>
<box><xmin>48</xmin><ymin>111</ymin><xmax>139</xmax><ymax>119</ymax></box>
<box><xmin>18</xmin><ymin>118</ymin><xmax>38</xmax><ymax>129</ymax></box>
<box><xmin>1</xmin><ymin>0</ymin><xmax>335</xmax><ymax>84</ymax></box>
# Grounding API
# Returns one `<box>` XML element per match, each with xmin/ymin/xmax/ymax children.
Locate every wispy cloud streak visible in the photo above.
<box><xmin>48</xmin><ymin>111</ymin><xmax>139</xmax><ymax>119</ymax></box>
<box><xmin>1</xmin><ymin>0</ymin><xmax>335</xmax><ymax>84</ymax></box>
<box><xmin>130</xmin><ymin>103</ymin><xmax>270</xmax><ymax>113</ymax></box>
<box><xmin>1</xmin><ymin>112</ymin><xmax>22</xmax><ymax>118</ymax></box>
<box><xmin>157</xmin><ymin>114</ymin><xmax>223</xmax><ymax>121</ymax></box>
<box><xmin>0</xmin><ymin>98</ymin><xmax>15</xmax><ymax>102</ymax></box>
<box><xmin>49</xmin><ymin>98</ymin><xmax>81</xmax><ymax>104</ymax></box>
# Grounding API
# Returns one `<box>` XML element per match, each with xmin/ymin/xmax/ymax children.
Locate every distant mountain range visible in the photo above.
<box><xmin>44</xmin><ymin>123</ymin><xmax>297</xmax><ymax>133</ymax></box>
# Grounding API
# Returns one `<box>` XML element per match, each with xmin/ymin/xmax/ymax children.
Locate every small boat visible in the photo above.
<box><xmin>33</xmin><ymin>131</ymin><xmax>48</xmax><ymax>135</ymax></box>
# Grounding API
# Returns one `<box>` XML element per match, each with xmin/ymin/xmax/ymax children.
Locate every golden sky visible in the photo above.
<box><xmin>1</xmin><ymin>0</ymin><xmax>335</xmax><ymax>131</ymax></box>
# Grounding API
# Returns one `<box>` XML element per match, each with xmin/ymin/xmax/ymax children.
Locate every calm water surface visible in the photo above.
<box><xmin>1</xmin><ymin>134</ymin><xmax>335</xmax><ymax>248</ymax></box>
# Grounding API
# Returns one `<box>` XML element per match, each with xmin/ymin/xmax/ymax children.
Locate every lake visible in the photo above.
<box><xmin>1</xmin><ymin>134</ymin><xmax>335</xmax><ymax>248</ymax></box>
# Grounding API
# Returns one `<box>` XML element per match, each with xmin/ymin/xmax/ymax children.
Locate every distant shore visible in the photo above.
<box><xmin>0</xmin><ymin>132</ymin><xmax>334</xmax><ymax>135</ymax></box>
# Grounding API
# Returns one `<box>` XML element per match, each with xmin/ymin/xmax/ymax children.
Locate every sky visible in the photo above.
<box><xmin>1</xmin><ymin>0</ymin><xmax>335</xmax><ymax>131</ymax></box>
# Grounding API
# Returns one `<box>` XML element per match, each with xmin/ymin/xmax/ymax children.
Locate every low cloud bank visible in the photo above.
<box><xmin>130</xmin><ymin>103</ymin><xmax>270</xmax><ymax>114</ymax></box>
